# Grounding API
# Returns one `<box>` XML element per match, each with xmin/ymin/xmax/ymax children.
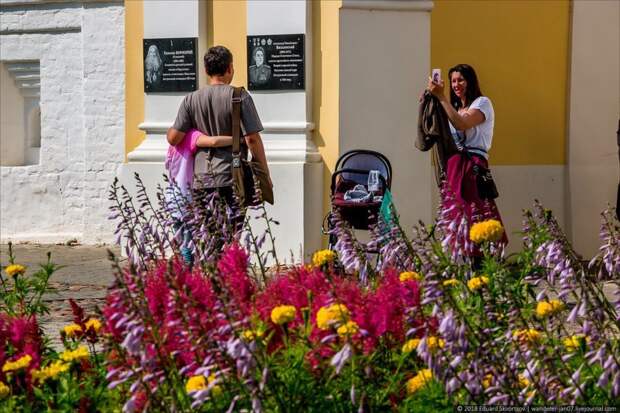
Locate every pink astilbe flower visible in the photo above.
<box><xmin>0</xmin><ymin>314</ymin><xmax>43</xmax><ymax>390</ymax></box>
<box><xmin>102</xmin><ymin>290</ymin><xmax>128</xmax><ymax>341</ymax></box>
<box><xmin>217</xmin><ymin>243</ymin><xmax>256</xmax><ymax>314</ymax></box>
<box><xmin>255</xmin><ymin>265</ymin><xmax>423</xmax><ymax>356</ymax></box>
<box><xmin>0</xmin><ymin>315</ymin><xmax>8</xmax><ymax>370</ymax></box>
<box><xmin>144</xmin><ymin>267</ymin><xmax>170</xmax><ymax>321</ymax></box>
<box><xmin>360</xmin><ymin>268</ymin><xmax>422</xmax><ymax>350</ymax></box>
<box><xmin>254</xmin><ymin>266</ymin><xmax>367</xmax><ymax>351</ymax></box>
<box><xmin>6</xmin><ymin>315</ymin><xmax>42</xmax><ymax>368</ymax></box>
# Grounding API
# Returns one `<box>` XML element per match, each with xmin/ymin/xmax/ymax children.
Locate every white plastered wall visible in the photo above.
<box><xmin>493</xmin><ymin>165</ymin><xmax>566</xmax><ymax>253</ymax></box>
<box><xmin>0</xmin><ymin>1</ymin><xmax>125</xmax><ymax>244</ymax></box>
<box><xmin>246</xmin><ymin>0</ymin><xmax>323</xmax><ymax>261</ymax></box>
<box><xmin>568</xmin><ymin>0</ymin><xmax>620</xmax><ymax>257</ymax></box>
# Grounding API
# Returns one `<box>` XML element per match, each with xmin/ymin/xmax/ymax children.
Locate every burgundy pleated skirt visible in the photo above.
<box><xmin>443</xmin><ymin>153</ymin><xmax>508</xmax><ymax>250</ymax></box>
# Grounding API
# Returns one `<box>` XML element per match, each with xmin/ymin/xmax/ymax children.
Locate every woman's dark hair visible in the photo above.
<box><xmin>204</xmin><ymin>46</ymin><xmax>233</xmax><ymax>76</ymax></box>
<box><xmin>448</xmin><ymin>64</ymin><xmax>483</xmax><ymax>109</ymax></box>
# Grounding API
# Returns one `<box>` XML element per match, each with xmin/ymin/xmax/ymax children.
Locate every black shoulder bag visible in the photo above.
<box><xmin>457</xmin><ymin>131</ymin><xmax>499</xmax><ymax>200</ymax></box>
<box><xmin>471</xmin><ymin>159</ymin><xmax>499</xmax><ymax>200</ymax></box>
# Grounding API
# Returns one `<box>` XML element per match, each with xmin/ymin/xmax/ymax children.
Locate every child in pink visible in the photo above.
<box><xmin>165</xmin><ymin>129</ymin><xmax>232</xmax><ymax>265</ymax></box>
<box><xmin>165</xmin><ymin>128</ymin><xmax>201</xmax><ymax>194</ymax></box>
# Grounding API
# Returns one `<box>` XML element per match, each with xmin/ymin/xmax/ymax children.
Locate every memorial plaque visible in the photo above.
<box><xmin>143</xmin><ymin>38</ymin><xmax>197</xmax><ymax>93</ymax></box>
<box><xmin>247</xmin><ymin>34</ymin><xmax>305</xmax><ymax>91</ymax></box>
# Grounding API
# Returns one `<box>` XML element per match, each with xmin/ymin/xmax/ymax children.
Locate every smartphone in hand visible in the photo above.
<box><xmin>431</xmin><ymin>68</ymin><xmax>441</xmax><ymax>84</ymax></box>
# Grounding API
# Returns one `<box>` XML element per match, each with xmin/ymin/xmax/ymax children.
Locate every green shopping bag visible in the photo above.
<box><xmin>379</xmin><ymin>189</ymin><xmax>395</xmax><ymax>227</ymax></box>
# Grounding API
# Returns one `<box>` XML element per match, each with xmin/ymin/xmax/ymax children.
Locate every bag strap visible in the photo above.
<box><xmin>232</xmin><ymin>86</ymin><xmax>242</xmax><ymax>169</ymax></box>
<box><xmin>455</xmin><ymin>129</ymin><xmax>487</xmax><ymax>155</ymax></box>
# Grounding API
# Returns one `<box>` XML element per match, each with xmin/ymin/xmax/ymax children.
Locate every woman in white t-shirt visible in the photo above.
<box><xmin>427</xmin><ymin>64</ymin><xmax>507</xmax><ymax>259</ymax></box>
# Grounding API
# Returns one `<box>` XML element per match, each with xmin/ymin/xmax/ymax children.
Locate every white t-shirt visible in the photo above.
<box><xmin>449</xmin><ymin>96</ymin><xmax>494</xmax><ymax>159</ymax></box>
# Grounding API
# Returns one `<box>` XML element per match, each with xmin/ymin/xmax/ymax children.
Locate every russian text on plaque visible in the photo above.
<box><xmin>144</xmin><ymin>38</ymin><xmax>197</xmax><ymax>93</ymax></box>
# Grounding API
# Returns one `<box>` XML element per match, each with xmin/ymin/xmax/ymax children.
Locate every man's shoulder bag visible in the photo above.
<box><xmin>231</xmin><ymin>87</ymin><xmax>274</xmax><ymax>207</ymax></box>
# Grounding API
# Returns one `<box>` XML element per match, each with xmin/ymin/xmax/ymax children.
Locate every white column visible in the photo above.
<box><xmin>567</xmin><ymin>0</ymin><xmax>620</xmax><ymax>257</ymax></box>
<box><xmin>339</xmin><ymin>0</ymin><xmax>434</xmax><ymax>232</ymax></box>
<box><xmin>247</xmin><ymin>0</ymin><xmax>323</xmax><ymax>261</ymax></box>
<box><xmin>120</xmin><ymin>0</ymin><xmax>207</xmax><ymax>192</ymax></box>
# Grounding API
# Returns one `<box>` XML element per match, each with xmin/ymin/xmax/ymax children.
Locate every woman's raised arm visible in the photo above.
<box><xmin>427</xmin><ymin>78</ymin><xmax>485</xmax><ymax>131</ymax></box>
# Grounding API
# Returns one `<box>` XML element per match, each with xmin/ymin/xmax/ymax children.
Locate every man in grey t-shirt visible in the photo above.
<box><xmin>167</xmin><ymin>45</ymin><xmax>271</xmax><ymax>204</ymax></box>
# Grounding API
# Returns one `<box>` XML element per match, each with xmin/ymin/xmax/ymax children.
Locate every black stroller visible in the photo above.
<box><xmin>323</xmin><ymin>149</ymin><xmax>393</xmax><ymax>249</ymax></box>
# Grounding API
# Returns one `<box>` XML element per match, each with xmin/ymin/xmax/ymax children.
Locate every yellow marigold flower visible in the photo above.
<box><xmin>312</xmin><ymin>249</ymin><xmax>337</xmax><ymax>267</ymax></box>
<box><xmin>402</xmin><ymin>338</ymin><xmax>421</xmax><ymax>354</ymax></box>
<box><xmin>399</xmin><ymin>271</ymin><xmax>422</xmax><ymax>282</ymax></box>
<box><xmin>426</xmin><ymin>336</ymin><xmax>445</xmax><ymax>352</ymax></box>
<box><xmin>513</xmin><ymin>329</ymin><xmax>542</xmax><ymax>344</ymax></box>
<box><xmin>337</xmin><ymin>321</ymin><xmax>359</xmax><ymax>338</ymax></box>
<box><xmin>31</xmin><ymin>361</ymin><xmax>70</xmax><ymax>383</ymax></box>
<box><xmin>62</xmin><ymin>323</ymin><xmax>83</xmax><ymax>338</ymax></box>
<box><xmin>186</xmin><ymin>375</ymin><xmax>206</xmax><ymax>393</ymax></box>
<box><xmin>563</xmin><ymin>334</ymin><xmax>588</xmax><ymax>351</ymax></box>
<box><xmin>406</xmin><ymin>369</ymin><xmax>433</xmax><ymax>395</ymax></box>
<box><xmin>208</xmin><ymin>373</ymin><xmax>222</xmax><ymax>397</ymax></box>
<box><xmin>270</xmin><ymin>305</ymin><xmax>297</xmax><ymax>325</ymax></box>
<box><xmin>186</xmin><ymin>374</ymin><xmax>221</xmax><ymax>396</ymax></box>
<box><xmin>2</xmin><ymin>354</ymin><xmax>32</xmax><ymax>373</ymax></box>
<box><xmin>469</xmin><ymin>219</ymin><xmax>504</xmax><ymax>244</ymax></box>
<box><xmin>518</xmin><ymin>374</ymin><xmax>531</xmax><ymax>388</ymax></box>
<box><xmin>5</xmin><ymin>264</ymin><xmax>26</xmax><ymax>278</ymax></box>
<box><xmin>60</xmin><ymin>346</ymin><xmax>89</xmax><ymax>363</ymax></box>
<box><xmin>242</xmin><ymin>327</ymin><xmax>265</xmax><ymax>342</ymax></box>
<box><xmin>0</xmin><ymin>381</ymin><xmax>8</xmax><ymax>398</ymax></box>
<box><xmin>482</xmin><ymin>374</ymin><xmax>493</xmax><ymax>389</ymax></box>
<box><xmin>85</xmin><ymin>318</ymin><xmax>102</xmax><ymax>333</ymax></box>
<box><xmin>535</xmin><ymin>299</ymin><xmax>564</xmax><ymax>318</ymax></box>
<box><xmin>467</xmin><ymin>276</ymin><xmax>489</xmax><ymax>292</ymax></box>
<box><xmin>442</xmin><ymin>279</ymin><xmax>459</xmax><ymax>287</ymax></box>
<box><xmin>316</xmin><ymin>304</ymin><xmax>350</xmax><ymax>330</ymax></box>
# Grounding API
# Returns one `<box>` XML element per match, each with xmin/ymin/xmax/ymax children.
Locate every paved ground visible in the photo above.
<box><xmin>0</xmin><ymin>243</ymin><xmax>121</xmax><ymax>349</ymax></box>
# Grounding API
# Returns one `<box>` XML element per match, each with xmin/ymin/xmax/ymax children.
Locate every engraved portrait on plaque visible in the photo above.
<box><xmin>145</xmin><ymin>45</ymin><xmax>164</xmax><ymax>87</ymax></box>
<box><xmin>249</xmin><ymin>46</ymin><xmax>272</xmax><ymax>86</ymax></box>
<box><xmin>143</xmin><ymin>38</ymin><xmax>198</xmax><ymax>93</ymax></box>
<box><xmin>247</xmin><ymin>34</ymin><xmax>305</xmax><ymax>91</ymax></box>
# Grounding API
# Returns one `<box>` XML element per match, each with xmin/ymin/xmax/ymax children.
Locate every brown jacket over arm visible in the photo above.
<box><xmin>416</xmin><ymin>91</ymin><xmax>459</xmax><ymax>186</ymax></box>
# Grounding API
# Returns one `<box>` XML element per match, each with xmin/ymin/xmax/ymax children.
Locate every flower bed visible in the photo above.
<box><xmin>1</xmin><ymin>178</ymin><xmax>619</xmax><ymax>412</ymax></box>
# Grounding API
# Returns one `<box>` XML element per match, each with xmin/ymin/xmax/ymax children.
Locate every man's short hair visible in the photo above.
<box><xmin>204</xmin><ymin>46</ymin><xmax>233</xmax><ymax>76</ymax></box>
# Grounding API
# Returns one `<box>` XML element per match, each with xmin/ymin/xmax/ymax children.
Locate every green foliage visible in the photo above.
<box><xmin>0</xmin><ymin>244</ymin><xmax>121</xmax><ymax>412</ymax></box>
<box><xmin>0</xmin><ymin>243</ymin><xmax>59</xmax><ymax>317</ymax></box>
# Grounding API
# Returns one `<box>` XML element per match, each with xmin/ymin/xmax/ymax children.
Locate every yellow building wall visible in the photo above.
<box><xmin>207</xmin><ymin>0</ymin><xmax>247</xmax><ymax>88</ymax></box>
<box><xmin>312</xmin><ymin>0</ymin><xmax>341</xmax><ymax>222</ymax></box>
<box><xmin>431</xmin><ymin>0</ymin><xmax>570</xmax><ymax>165</ymax></box>
<box><xmin>125</xmin><ymin>0</ymin><xmax>145</xmax><ymax>157</ymax></box>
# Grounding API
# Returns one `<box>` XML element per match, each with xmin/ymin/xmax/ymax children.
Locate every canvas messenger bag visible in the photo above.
<box><xmin>231</xmin><ymin>87</ymin><xmax>274</xmax><ymax>207</ymax></box>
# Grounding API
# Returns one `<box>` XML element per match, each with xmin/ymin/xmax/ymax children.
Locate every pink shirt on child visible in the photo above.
<box><xmin>165</xmin><ymin>128</ymin><xmax>201</xmax><ymax>193</ymax></box>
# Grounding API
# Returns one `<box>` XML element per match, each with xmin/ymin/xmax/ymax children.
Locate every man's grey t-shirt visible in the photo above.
<box><xmin>172</xmin><ymin>84</ymin><xmax>263</xmax><ymax>187</ymax></box>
